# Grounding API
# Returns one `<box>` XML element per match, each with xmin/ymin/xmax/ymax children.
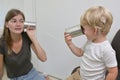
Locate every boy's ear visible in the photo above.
<box><xmin>94</xmin><ymin>27</ymin><xmax>98</xmax><ymax>34</ymax></box>
<box><xmin>94</xmin><ymin>27</ymin><xmax>101</xmax><ymax>35</ymax></box>
<box><xmin>94</xmin><ymin>27</ymin><xmax>99</xmax><ymax>35</ymax></box>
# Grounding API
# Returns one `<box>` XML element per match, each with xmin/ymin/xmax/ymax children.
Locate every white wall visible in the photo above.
<box><xmin>34</xmin><ymin>0</ymin><xmax>120</xmax><ymax>79</ymax></box>
<box><xmin>0</xmin><ymin>0</ymin><xmax>120</xmax><ymax>79</ymax></box>
<box><xmin>0</xmin><ymin>0</ymin><xmax>24</xmax><ymax>28</ymax></box>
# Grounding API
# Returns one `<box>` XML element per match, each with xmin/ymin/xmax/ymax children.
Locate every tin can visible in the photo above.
<box><xmin>65</xmin><ymin>24</ymin><xmax>83</xmax><ymax>37</ymax></box>
<box><xmin>24</xmin><ymin>21</ymin><xmax>36</xmax><ymax>32</ymax></box>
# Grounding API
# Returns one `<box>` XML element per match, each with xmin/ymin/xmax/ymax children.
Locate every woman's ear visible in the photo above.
<box><xmin>5</xmin><ymin>22</ymin><xmax>9</xmax><ymax>28</ymax></box>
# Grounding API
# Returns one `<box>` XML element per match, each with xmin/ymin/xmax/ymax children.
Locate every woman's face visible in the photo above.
<box><xmin>6</xmin><ymin>14</ymin><xmax>24</xmax><ymax>34</ymax></box>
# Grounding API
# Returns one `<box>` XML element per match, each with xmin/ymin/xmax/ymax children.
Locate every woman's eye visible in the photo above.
<box><xmin>12</xmin><ymin>21</ymin><xmax>16</xmax><ymax>23</ymax></box>
<box><xmin>20</xmin><ymin>20</ymin><xmax>24</xmax><ymax>23</ymax></box>
<box><xmin>10</xmin><ymin>19</ymin><xmax>16</xmax><ymax>23</ymax></box>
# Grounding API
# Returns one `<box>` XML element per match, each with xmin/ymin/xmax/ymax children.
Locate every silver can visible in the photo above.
<box><xmin>24</xmin><ymin>21</ymin><xmax>36</xmax><ymax>32</ymax></box>
<box><xmin>65</xmin><ymin>24</ymin><xmax>83</xmax><ymax>37</ymax></box>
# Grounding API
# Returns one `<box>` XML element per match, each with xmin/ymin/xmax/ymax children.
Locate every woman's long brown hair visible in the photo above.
<box><xmin>1</xmin><ymin>9</ymin><xmax>25</xmax><ymax>54</ymax></box>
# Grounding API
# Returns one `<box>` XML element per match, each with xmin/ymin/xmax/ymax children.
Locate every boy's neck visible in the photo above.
<box><xmin>92</xmin><ymin>35</ymin><xmax>107</xmax><ymax>43</ymax></box>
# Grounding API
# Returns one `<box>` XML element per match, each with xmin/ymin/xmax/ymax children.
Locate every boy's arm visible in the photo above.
<box><xmin>106</xmin><ymin>67</ymin><xmax>118</xmax><ymax>80</ymax></box>
<box><xmin>67</xmin><ymin>42</ymin><xmax>84</xmax><ymax>57</ymax></box>
<box><xmin>64</xmin><ymin>32</ymin><xmax>84</xmax><ymax>57</ymax></box>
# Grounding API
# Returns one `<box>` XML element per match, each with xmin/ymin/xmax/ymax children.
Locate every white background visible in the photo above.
<box><xmin>0</xmin><ymin>0</ymin><xmax>120</xmax><ymax>79</ymax></box>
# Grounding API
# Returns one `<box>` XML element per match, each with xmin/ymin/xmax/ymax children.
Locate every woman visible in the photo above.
<box><xmin>0</xmin><ymin>9</ymin><xmax>47</xmax><ymax>80</ymax></box>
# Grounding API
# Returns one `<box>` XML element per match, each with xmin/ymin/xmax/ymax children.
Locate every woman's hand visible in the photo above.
<box><xmin>26</xmin><ymin>26</ymin><xmax>36</xmax><ymax>41</ymax></box>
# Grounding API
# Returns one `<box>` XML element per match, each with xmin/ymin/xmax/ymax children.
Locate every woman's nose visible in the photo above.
<box><xmin>16</xmin><ymin>21</ymin><xmax>23</xmax><ymax>26</ymax></box>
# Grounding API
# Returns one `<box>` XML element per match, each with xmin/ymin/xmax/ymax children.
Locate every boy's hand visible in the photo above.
<box><xmin>64</xmin><ymin>32</ymin><xmax>73</xmax><ymax>45</ymax></box>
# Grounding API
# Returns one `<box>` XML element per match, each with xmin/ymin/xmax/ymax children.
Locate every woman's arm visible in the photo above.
<box><xmin>106</xmin><ymin>67</ymin><xmax>118</xmax><ymax>80</ymax></box>
<box><xmin>31</xmin><ymin>39</ymin><xmax>47</xmax><ymax>62</ymax></box>
<box><xmin>0</xmin><ymin>54</ymin><xmax>4</xmax><ymax>80</ymax></box>
<box><xmin>26</xmin><ymin>26</ymin><xmax>47</xmax><ymax>62</ymax></box>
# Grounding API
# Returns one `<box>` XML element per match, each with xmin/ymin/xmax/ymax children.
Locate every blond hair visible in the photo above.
<box><xmin>80</xmin><ymin>6</ymin><xmax>113</xmax><ymax>35</ymax></box>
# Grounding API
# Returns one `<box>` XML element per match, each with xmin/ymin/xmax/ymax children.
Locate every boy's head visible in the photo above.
<box><xmin>80</xmin><ymin>6</ymin><xmax>113</xmax><ymax>35</ymax></box>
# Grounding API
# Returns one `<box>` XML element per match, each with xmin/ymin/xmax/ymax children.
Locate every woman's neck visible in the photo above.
<box><xmin>11</xmin><ymin>33</ymin><xmax>22</xmax><ymax>42</ymax></box>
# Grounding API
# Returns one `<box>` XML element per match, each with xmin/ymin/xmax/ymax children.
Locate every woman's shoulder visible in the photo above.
<box><xmin>0</xmin><ymin>37</ymin><xmax>6</xmax><ymax>45</ymax></box>
<box><xmin>22</xmin><ymin>32</ymin><xmax>32</xmax><ymax>44</ymax></box>
<box><xmin>0</xmin><ymin>37</ymin><xmax>5</xmax><ymax>42</ymax></box>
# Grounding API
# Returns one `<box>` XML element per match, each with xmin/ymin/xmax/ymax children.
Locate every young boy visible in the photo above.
<box><xmin>64</xmin><ymin>6</ymin><xmax>118</xmax><ymax>80</ymax></box>
<box><xmin>67</xmin><ymin>66</ymin><xmax>80</xmax><ymax>80</ymax></box>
